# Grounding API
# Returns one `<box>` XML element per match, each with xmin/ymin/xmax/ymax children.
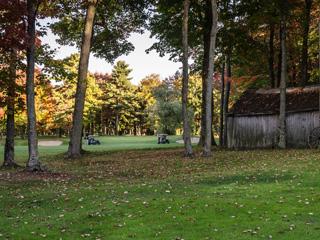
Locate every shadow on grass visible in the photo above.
<box><xmin>0</xmin><ymin>163</ymin><xmax>23</xmax><ymax>170</ymax></box>
<box><xmin>198</xmin><ymin>170</ymin><xmax>300</xmax><ymax>189</ymax></box>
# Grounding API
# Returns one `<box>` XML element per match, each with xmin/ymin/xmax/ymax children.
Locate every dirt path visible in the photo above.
<box><xmin>176</xmin><ymin>137</ymin><xmax>200</xmax><ymax>144</ymax></box>
<box><xmin>38</xmin><ymin>141</ymin><xmax>63</xmax><ymax>146</ymax></box>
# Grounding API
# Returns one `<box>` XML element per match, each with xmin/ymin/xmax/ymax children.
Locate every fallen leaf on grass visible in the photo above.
<box><xmin>187</xmin><ymin>218</ymin><xmax>195</xmax><ymax>222</ymax></box>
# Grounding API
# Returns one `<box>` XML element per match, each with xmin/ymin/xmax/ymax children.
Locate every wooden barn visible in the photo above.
<box><xmin>227</xmin><ymin>85</ymin><xmax>320</xmax><ymax>150</ymax></box>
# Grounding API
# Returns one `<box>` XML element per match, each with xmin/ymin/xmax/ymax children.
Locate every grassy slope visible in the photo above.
<box><xmin>0</xmin><ymin>136</ymin><xmax>320</xmax><ymax>239</ymax></box>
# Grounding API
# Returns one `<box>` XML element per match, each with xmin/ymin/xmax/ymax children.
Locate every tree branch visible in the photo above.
<box><xmin>34</xmin><ymin>2</ymin><xmax>41</xmax><ymax>21</ymax></box>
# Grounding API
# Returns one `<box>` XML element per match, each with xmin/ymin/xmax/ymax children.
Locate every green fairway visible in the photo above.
<box><xmin>1</xmin><ymin>137</ymin><xmax>320</xmax><ymax>239</ymax></box>
<box><xmin>0</xmin><ymin>135</ymin><xmax>192</xmax><ymax>163</ymax></box>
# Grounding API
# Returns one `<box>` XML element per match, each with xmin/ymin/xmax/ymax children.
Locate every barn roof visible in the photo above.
<box><xmin>229</xmin><ymin>85</ymin><xmax>320</xmax><ymax>116</ymax></box>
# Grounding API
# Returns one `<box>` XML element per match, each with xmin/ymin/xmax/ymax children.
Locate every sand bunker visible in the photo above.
<box><xmin>38</xmin><ymin>141</ymin><xmax>63</xmax><ymax>146</ymax></box>
<box><xmin>176</xmin><ymin>137</ymin><xmax>200</xmax><ymax>144</ymax></box>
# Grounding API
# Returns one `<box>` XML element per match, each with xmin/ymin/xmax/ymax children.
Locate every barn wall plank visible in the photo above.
<box><xmin>228</xmin><ymin>115</ymin><xmax>278</xmax><ymax>149</ymax></box>
<box><xmin>287</xmin><ymin>111</ymin><xmax>319</xmax><ymax>148</ymax></box>
<box><xmin>227</xmin><ymin>111</ymin><xmax>319</xmax><ymax>149</ymax></box>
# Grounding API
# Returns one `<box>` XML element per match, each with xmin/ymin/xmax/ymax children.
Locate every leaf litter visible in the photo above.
<box><xmin>1</xmin><ymin>148</ymin><xmax>320</xmax><ymax>239</ymax></box>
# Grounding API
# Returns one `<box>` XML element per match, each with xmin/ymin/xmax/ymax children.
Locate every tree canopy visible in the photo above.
<box><xmin>0</xmin><ymin>0</ymin><xmax>319</xmax><ymax>165</ymax></box>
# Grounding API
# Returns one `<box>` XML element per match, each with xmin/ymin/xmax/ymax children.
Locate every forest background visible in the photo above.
<box><xmin>0</xmin><ymin>0</ymin><xmax>319</xmax><ymax>169</ymax></box>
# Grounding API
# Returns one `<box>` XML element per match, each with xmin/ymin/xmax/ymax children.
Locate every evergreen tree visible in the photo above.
<box><xmin>101</xmin><ymin>61</ymin><xmax>136</xmax><ymax>135</ymax></box>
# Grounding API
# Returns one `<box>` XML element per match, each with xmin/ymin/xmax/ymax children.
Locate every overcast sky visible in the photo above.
<box><xmin>40</xmin><ymin>20</ymin><xmax>182</xmax><ymax>85</ymax></box>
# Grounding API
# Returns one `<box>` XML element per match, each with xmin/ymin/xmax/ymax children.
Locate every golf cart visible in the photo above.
<box><xmin>88</xmin><ymin>137</ymin><xmax>100</xmax><ymax>145</ymax></box>
<box><xmin>158</xmin><ymin>134</ymin><xmax>170</xmax><ymax>144</ymax></box>
<box><xmin>84</xmin><ymin>135</ymin><xmax>101</xmax><ymax>145</ymax></box>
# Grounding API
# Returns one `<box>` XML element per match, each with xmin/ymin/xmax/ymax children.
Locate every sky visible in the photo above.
<box><xmin>40</xmin><ymin>20</ymin><xmax>182</xmax><ymax>86</ymax></box>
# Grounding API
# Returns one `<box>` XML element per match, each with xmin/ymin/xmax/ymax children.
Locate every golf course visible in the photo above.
<box><xmin>1</xmin><ymin>136</ymin><xmax>320</xmax><ymax>239</ymax></box>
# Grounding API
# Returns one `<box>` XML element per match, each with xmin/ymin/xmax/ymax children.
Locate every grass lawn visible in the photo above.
<box><xmin>0</xmin><ymin>135</ymin><xmax>190</xmax><ymax>162</ymax></box>
<box><xmin>1</xmin><ymin>136</ymin><xmax>320</xmax><ymax>239</ymax></box>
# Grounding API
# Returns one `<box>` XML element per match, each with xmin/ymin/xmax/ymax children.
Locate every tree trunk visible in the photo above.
<box><xmin>269</xmin><ymin>24</ymin><xmax>275</xmax><ymax>88</ymax></box>
<box><xmin>276</xmin><ymin>27</ymin><xmax>282</xmax><ymax>88</ymax></box>
<box><xmin>20</xmin><ymin>125</ymin><xmax>26</xmax><ymax>140</ymax></box>
<box><xmin>66</xmin><ymin>1</ymin><xmax>97</xmax><ymax>158</ymax></box>
<box><xmin>198</xmin><ymin>0</ymin><xmax>213</xmax><ymax>147</ymax></box>
<box><xmin>56</xmin><ymin>128</ymin><xmax>62</xmax><ymax>138</ymax></box>
<box><xmin>182</xmin><ymin>0</ymin><xmax>193</xmax><ymax>156</ymax></box>
<box><xmin>211</xmin><ymin>93</ymin><xmax>217</xmax><ymax>146</ymax></box>
<box><xmin>83</xmin><ymin>127</ymin><xmax>86</xmax><ymax>140</ymax></box>
<box><xmin>3</xmin><ymin>49</ymin><xmax>19</xmax><ymax>168</ymax></box>
<box><xmin>219</xmin><ymin>58</ymin><xmax>225</xmax><ymax>146</ymax></box>
<box><xmin>203</xmin><ymin>0</ymin><xmax>218</xmax><ymax>156</ymax></box>
<box><xmin>4</xmin><ymin>112</ymin><xmax>16</xmax><ymax>167</ymax></box>
<box><xmin>223</xmin><ymin>58</ymin><xmax>231</xmax><ymax>147</ymax></box>
<box><xmin>318</xmin><ymin>6</ymin><xmax>320</xmax><ymax>126</ymax></box>
<box><xmin>278</xmin><ymin>0</ymin><xmax>288</xmax><ymax>149</ymax></box>
<box><xmin>90</xmin><ymin>122</ymin><xmax>94</xmax><ymax>135</ymax></box>
<box><xmin>115</xmin><ymin>111</ymin><xmax>119</xmax><ymax>136</ymax></box>
<box><xmin>134</xmin><ymin>121</ymin><xmax>137</xmax><ymax>136</ymax></box>
<box><xmin>289</xmin><ymin>54</ymin><xmax>297</xmax><ymax>87</ymax></box>
<box><xmin>25</xmin><ymin>0</ymin><xmax>46</xmax><ymax>171</ymax></box>
<box><xmin>299</xmin><ymin>0</ymin><xmax>312</xmax><ymax>86</ymax></box>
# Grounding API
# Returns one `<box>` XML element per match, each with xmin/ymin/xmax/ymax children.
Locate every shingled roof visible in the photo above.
<box><xmin>229</xmin><ymin>85</ymin><xmax>320</xmax><ymax>116</ymax></box>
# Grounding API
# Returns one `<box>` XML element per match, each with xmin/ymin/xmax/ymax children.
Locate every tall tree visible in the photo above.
<box><xmin>146</xmin><ymin>0</ymin><xmax>218</xmax><ymax>146</ymax></box>
<box><xmin>198</xmin><ymin>0</ymin><xmax>216</xmax><ymax>147</ymax></box>
<box><xmin>219</xmin><ymin>57</ymin><xmax>225</xmax><ymax>146</ymax></box>
<box><xmin>3</xmin><ymin>50</ymin><xmax>20</xmax><ymax>167</ymax></box>
<box><xmin>269</xmin><ymin>24</ymin><xmax>275</xmax><ymax>88</ymax></box>
<box><xmin>25</xmin><ymin>0</ymin><xmax>46</xmax><ymax>171</ymax></box>
<box><xmin>108</xmin><ymin>61</ymin><xmax>133</xmax><ymax>135</ymax></box>
<box><xmin>53</xmin><ymin>54</ymin><xmax>102</xmax><ymax>137</ymax></box>
<box><xmin>318</xmin><ymin>6</ymin><xmax>320</xmax><ymax>126</ymax></box>
<box><xmin>0</xmin><ymin>0</ymin><xmax>56</xmax><ymax>170</ymax></box>
<box><xmin>276</xmin><ymin>27</ymin><xmax>282</xmax><ymax>88</ymax></box>
<box><xmin>299</xmin><ymin>0</ymin><xmax>313</xmax><ymax>86</ymax></box>
<box><xmin>66</xmin><ymin>0</ymin><xmax>97</xmax><ymax>158</ymax></box>
<box><xmin>203</xmin><ymin>0</ymin><xmax>218</xmax><ymax>156</ymax></box>
<box><xmin>182</xmin><ymin>0</ymin><xmax>193</xmax><ymax>156</ymax></box>
<box><xmin>135</xmin><ymin>74</ymin><xmax>163</xmax><ymax>135</ymax></box>
<box><xmin>0</xmin><ymin>1</ymin><xmax>26</xmax><ymax>167</ymax></box>
<box><xmin>53</xmin><ymin>0</ymin><xmax>149</xmax><ymax>157</ymax></box>
<box><xmin>278</xmin><ymin>0</ymin><xmax>288</xmax><ymax>149</ymax></box>
<box><xmin>223</xmin><ymin>58</ymin><xmax>231</xmax><ymax>147</ymax></box>
<box><xmin>53</xmin><ymin>55</ymin><xmax>80</xmax><ymax>135</ymax></box>
<box><xmin>148</xmin><ymin>80</ymin><xmax>188</xmax><ymax>134</ymax></box>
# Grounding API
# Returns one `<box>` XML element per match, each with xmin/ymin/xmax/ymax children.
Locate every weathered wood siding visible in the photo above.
<box><xmin>228</xmin><ymin>111</ymin><xmax>319</xmax><ymax>149</ymax></box>
<box><xmin>286</xmin><ymin>111</ymin><xmax>319</xmax><ymax>148</ymax></box>
<box><xmin>227</xmin><ymin>115</ymin><xmax>278</xmax><ymax>149</ymax></box>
